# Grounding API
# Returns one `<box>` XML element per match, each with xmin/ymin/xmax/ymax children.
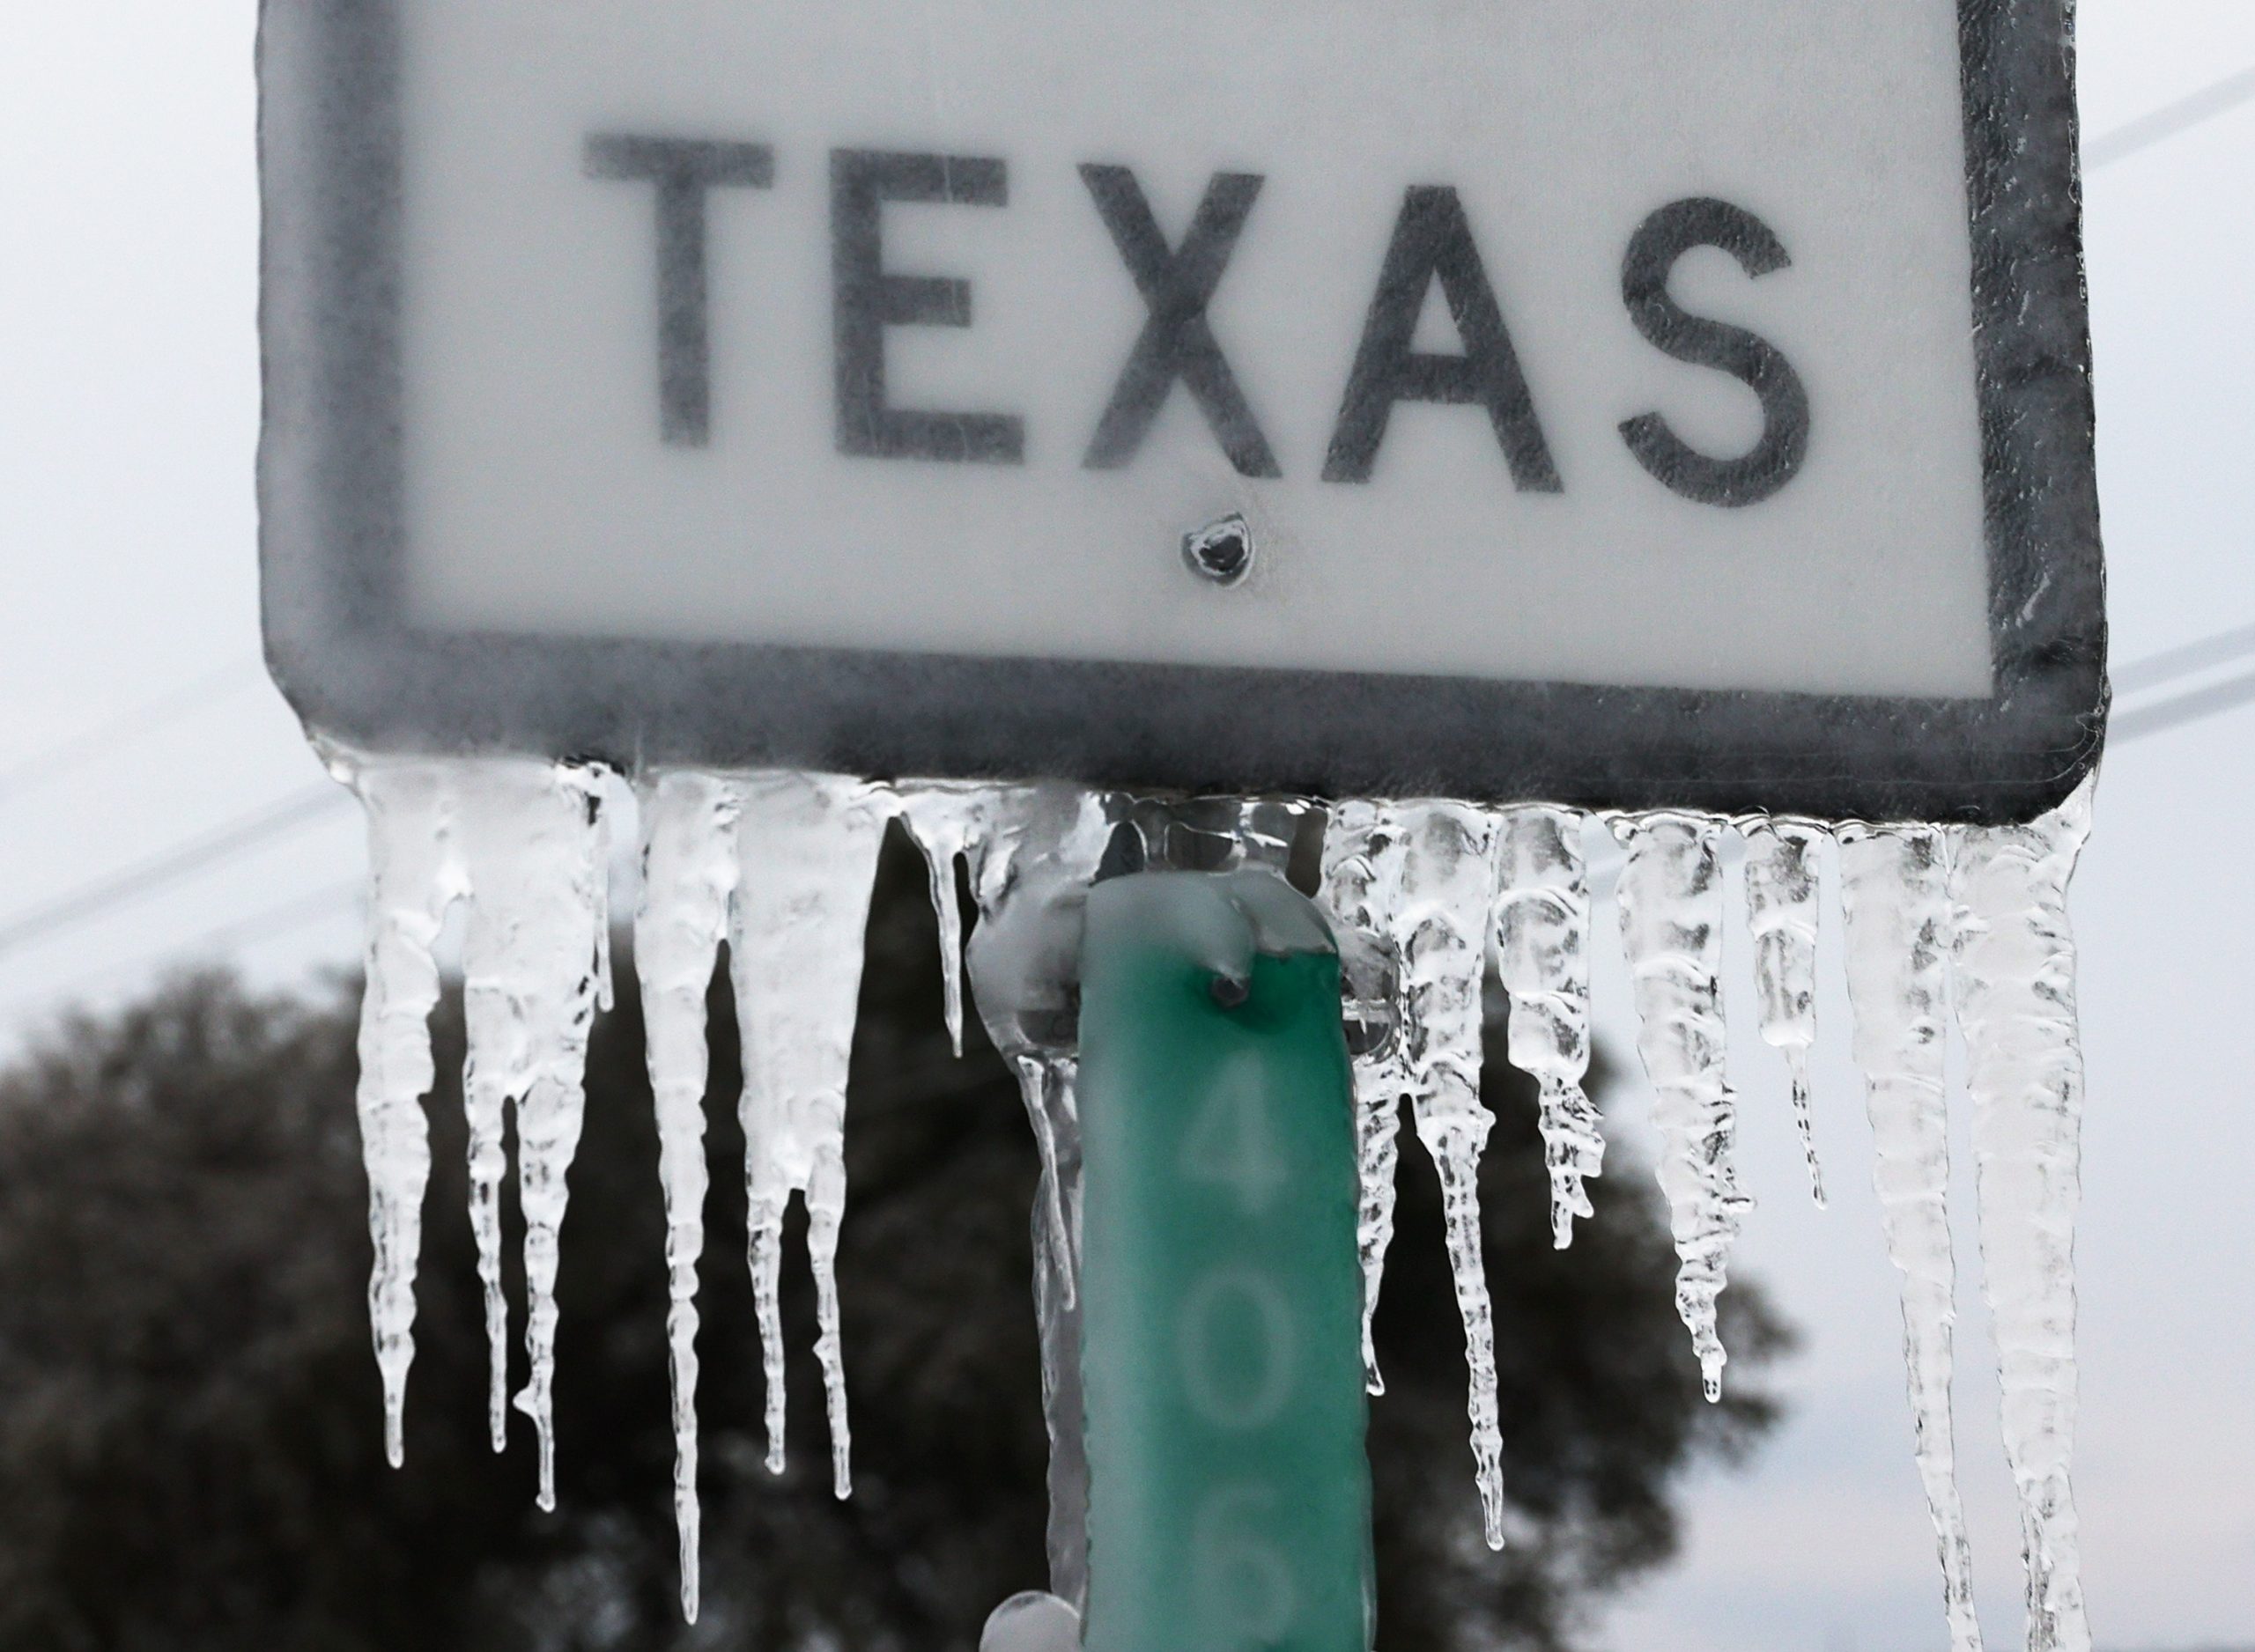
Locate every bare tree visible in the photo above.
<box><xmin>0</xmin><ymin>831</ymin><xmax>1787</xmax><ymax>1651</ymax></box>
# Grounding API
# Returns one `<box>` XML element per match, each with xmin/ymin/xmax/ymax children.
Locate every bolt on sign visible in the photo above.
<box><xmin>259</xmin><ymin>0</ymin><xmax>2103</xmax><ymax>823</ymax></box>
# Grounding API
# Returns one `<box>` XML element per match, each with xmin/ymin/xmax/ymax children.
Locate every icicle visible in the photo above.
<box><xmin>459</xmin><ymin>906</ymin><xmax>514</xmax><ymax>1458</ymax></box>
<box><xmin>1394</xmin><ymin>803</ymin><xmax>1505</xmax><ymax>1547</ymax></box>
<box><xmin>1020</xmin><ymin>1049</ymin><xmax>1090</xmax><ymax>1610</ymax></box>
<box><xmin>728</xmin><ymin>771</ymin><xmax>897</xmax><ymax>1498</ymax></box>
<box><xmin>1492</xmin><ymin>806</ymin><xmax>1601</xmax><ymax>1249</ymax></box>
<box><xmin>1952</xmin><ymin>780</ymin><xmax>2096</xmax><ymax>1652</ymax></box>
<box><xmin>1323</xmin><ymin>801</ymin><xmax>1507</xmax><ymax>1549</ymax></box>
<box><xmin>1614</xmin><ymin>811</ymin><xmax>1751</xmax><ymax>1403</ymax></box>
<box><xmin>1319</xmin><ymin>801</ymin><xmax>1409</xmax><ymax>1396</ymax></box>
<box><xmin>593</xmin><ymin>822</ymin><xmax>617</xmax><ymax>1015</ymax></box>
<box><xmin>635</xmin><ymin>773</ymin><xmax>742</xmax><ymax>1622</ymax></box>
<box><xmin>1839</xmin><ymin>823</ymin><xmax>1982</xmax><ymax>1652</ymax></box>
<box><xmin>1742</xmin><ymin>818</ymin><xmax>1829</xmax><ymax>1206</ymax></box>
<box><xmin>341</xmin><ymin>757</ymin><xmax>468</xmax><ymax>1468</ymax></box>
<box><xmin>898</xmin><ymin>784</ymin><xmax>996</xmax><ymax>1058</ymax></box>
<box><xmin>961</xmin><ymin>785</ymin><xmax>1114</xmax><ymax>1608</ymax></box>
<box><xmin>1008</xmin><ymin>1049</ymin><xmax>1076</xmax><ymax>1303</ymax></box>
<box><xmin>452</xmin><ymin>762</ymin><xmax>612</xmax><ymax>1513</ymax></box>
<box><xmin>963</xmin><ymin>786</ymin><xmax>1115</xmax><ymax>1306</ymax></box>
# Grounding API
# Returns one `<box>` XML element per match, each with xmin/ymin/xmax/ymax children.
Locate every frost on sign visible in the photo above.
<box><xmin>260</xmin><ymin>2</ymin><xmax>2107</xmax><ymax>1651</ymax></box>
<box><xmin>262</xmin><ymin>0</ymin><xmax>2100</xmax><ymax>822</ymax></box>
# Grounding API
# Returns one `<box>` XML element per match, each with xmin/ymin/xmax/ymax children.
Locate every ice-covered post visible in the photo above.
<box><xmin>1076</xmin><ymin>869</ymin><xmax>1371</xmax><ymax>1652</ymax></box>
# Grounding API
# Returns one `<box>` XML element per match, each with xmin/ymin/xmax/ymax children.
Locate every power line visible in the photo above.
<box><xmin>0</xmin><ymin>878</ymin><xmax>365</xmax><ymax>1026</ymax></box>
<box><xmin>0</xmin><ymin>784</ymin><xmax>351</xmax><ymax>962</ymax></box>
<box><xmin>0</xmin><ymin>658</ymin><xmax>264</xmax><ymax>807</ymax></box>
<box><xmin>2086</xmin><ymin>63</ymin><xmax>2255</xmax><ymax>172</ymax></box>
<box><xmin>174</xmin><ymin>876</ymin><xmax>365</xmax><ymax>955</ymax></box>
<box><xmin>2101</xmin><ymin>617</ymin><xmax>2255</xmax><ymax>741</ymax></box>
<box><xmin>2110</xmin><ymin>620</ymin><xmax>2255</xmax><ymax>695</ymax></box>
<box><xmin>8</xmin><ymin>606</ymin><xmax>2255</xmax><ymax>974</ymax></box>
<box><xmin>2111</xmin><ymin>667</ymin><xmax>2255</xmax><ymax>744</ymax></box>
<box><xmin>1572</xmin><ymin>628</ymin><xmax>2255</xmax><ymax>886</ymax></box>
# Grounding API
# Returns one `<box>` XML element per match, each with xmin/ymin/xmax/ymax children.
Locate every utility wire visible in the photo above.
<box><xmin>2110</xmin><ymin>620</ymin><xmax>2255</xmax><ymax>694</ymax></box>
<box><xmin>0</xmin><ymin>878</ymin><xmax>366</xmax><ymax>1026</ymax></box>
<box><xmin>9</xmin><ymin>610</ymin><xmax>2255</xmax><ymax>972</ymax></box>
<box><xmin>2100</xmin><ymin>620</ymin><xmax>2255</xmax><ymax>742</ymax></box>
<box><xmin>0</xmin><ymin>659</ymin><xmax>264</xmax><ymax>808</ymax></box>
<box><xmin>1573</xmin><ymin>622</ymin><xmax>2255</xmax><ymax>885</ymax></box>
<box><xmin>173</xmin><ymin>876</ymin><xmax>365</xmax><ymax>957</ymax></box>
<box><xmin>2086</xmin><ymin>64</ymin><xmax>2255</xmax><ymax>172</ymax></box>
<box><xmin>2111</xmin><ymin>667</ymin><xmax>2255</xmax><ymax>743</ymax></box>
<box><xmin>0</xmin><ymin>784</ymin><xmax>351</xmax><ymax>962</ymax></box>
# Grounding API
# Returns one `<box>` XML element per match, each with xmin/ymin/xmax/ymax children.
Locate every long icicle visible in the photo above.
<box><xmin>1020</xmin><ymin>1050</ymin><xmax>1089</xmax><ymax>1608</ymax></box>
<box><xmin>342</xmin><ymin>757</ymin><xmax>466</xmax><ymax>1469</ymax></box>
<box><xmin>1398</xmin><ymin>803</ymin><xmax>1506</xmax><ymax>1548</ymax></box>
<box><xmin>635</xmin><ymin>772</ymin><xmax>742</xmax><ymax>1621</ymax></box>
<box><xmin>1952</xmin><ymin>780</ymin><xmax>2096</xmax><ymax>1652</ymax></box>
<box><xmin>1614</xmin><ymin>810</ymin><xmax>1751</xmax><ymax>1402</ymax></box>
<box><xmin>728</xmin><ymin>771</ymin><xmax>896</xmax><ymax>1497</ymax></box>
<box><xmin>1327</xmin><ymin>801</ymin><xmax>1509</xmax><ymax>1546</ymax></box>
<box><xmin>458</xmin><ymin>789</ymin><xmax>521</xmax><ymax>1459</ymax></box>
<box><xmin>456</xmin><ymin>762</ymin><xmax>610</xmax><ymax>1513</ymax></box>
<box><xmin>1320</xmin><ymin>800</ymin><xmax>1410</xmax><ymax>1395</ymax></box>
<box><xmin>1840</xmin><ymin>823</ymin><xmax>1983</xmax><ymax>1652</ymax></box>
<box><xmin>1492</xmin><ymin>806</ymin><xmax>1601</xmax><ymax>1249</ymax></box>
<box><xmin>1742</xmin><ymin>818</ymin><xmax>1830</xmax><ymax>1207</ymax></box>
<box><xmin>960</xmin><ymin>785</ymin><xmax>1114</xmax><ymax>1610</ymax></box>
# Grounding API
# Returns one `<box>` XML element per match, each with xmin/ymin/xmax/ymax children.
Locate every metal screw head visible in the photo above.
<box><xmin>1182</xmin><ymin>514</ymin><xmax>1253</xmax><ymax>586</ymax></box>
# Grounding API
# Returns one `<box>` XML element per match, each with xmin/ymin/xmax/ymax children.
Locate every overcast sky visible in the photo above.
<box><xmin>3</xmin><ymin>4</ymin><xmax>2252</xmax><ymax>1649</ymax></box>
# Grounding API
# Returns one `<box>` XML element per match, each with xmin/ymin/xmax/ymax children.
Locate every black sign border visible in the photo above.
<box><xmin>258</xmin><ymin>0</ymin><xmax>2105</xmax><ymax>826</ymax></box>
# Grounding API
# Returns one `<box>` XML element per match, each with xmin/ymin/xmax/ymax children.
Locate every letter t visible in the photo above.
<box><xmin>587</xmin><ymin>136</ymin><xmax>774</xmax><ymax>447</ymax></box>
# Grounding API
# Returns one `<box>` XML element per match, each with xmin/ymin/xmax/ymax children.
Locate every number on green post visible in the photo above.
<box><xmin>1078</xmin><ymin>870</ymin><xmax>1372</xmax><ymax>1652</ymax></box>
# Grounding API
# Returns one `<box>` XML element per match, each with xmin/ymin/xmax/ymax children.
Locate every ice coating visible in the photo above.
<box><xmin>1613</xmin><ymin>811</ymin><xmax>1751</xmax><ymax>1403</ymax></box>
<box><xmin>634</xmin><ymin>773</ymin><xmax>742</xmax><ymax>1620</ymax></box>
<box><xmin>1840</xmin><ymin>824</ymin><xmax>1982</xmax><ymax>1652</ymax></box>
<box><xmin>1491</xmin><ymin>806</ymin><xmax>1601</xmax><ymax>1249</ymax></box>
<box><xmin>343</xmin><ymin>758</ymin><xmax>467</xmax><ymax>1468</ymax></box>
<box><xmin>1319</xmin><ymin>800</ymin><xmax>1409</xmax><ymax>1395</ymax></box>
<box><xmin>1323</xmin><ymin>801</ymin><xmax>1508</xmax><ymax>1549</ymax></box>
<box><xmin>728</xmin><ymin>771</ymin><xmax>898</xmax><ymax>1496</ymax></box>
<box><xmin>1742</xmin><ymin>819</ymin><xmax>1830</xmax><ymax>1206</ymax></box>
<box><xmin>1123</xmin><ymin>794</ymin><xmax>1304</xmax><ymax>875</ymax></box>
<box><xmin>1951</xmin><ymin>780</ymin><xmax>2096</xmax><ymax>1652</ymax></box>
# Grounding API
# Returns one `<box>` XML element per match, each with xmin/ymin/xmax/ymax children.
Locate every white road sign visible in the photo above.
<box><xmin>260</xmin><ymin>0</ymin><xmax>2104</xmax><ymax>822</ymax></box>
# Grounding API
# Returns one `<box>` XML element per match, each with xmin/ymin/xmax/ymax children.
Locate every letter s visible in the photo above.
<box><xmin>1619</xmin><ymin>197</ymin><xmax>1810</xmax><ymax>508</ymax></box>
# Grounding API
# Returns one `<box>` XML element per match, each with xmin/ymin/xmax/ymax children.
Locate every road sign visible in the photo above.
<box><xmin>1077</xmin><ymin>871</ymin><xmax>1369</xmax><ymax>1652</ymax></box>
<box><xmin>260</xmin><ymin>0</ymin><xmax>2103</xmax><ymax>823</ymax></box>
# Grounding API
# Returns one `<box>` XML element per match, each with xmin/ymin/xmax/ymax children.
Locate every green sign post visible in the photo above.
<box><xmin>1078</xmin><ymin>871</ymin><xmax>1372</xmax><ymax>1652</ymax></box>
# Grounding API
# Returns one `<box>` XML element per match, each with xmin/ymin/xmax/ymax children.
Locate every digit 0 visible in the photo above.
<box><xmin>1179</xmin><ymin>1265</ymin><xmax>1297</xmax><ymax>1428</ymax></box>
